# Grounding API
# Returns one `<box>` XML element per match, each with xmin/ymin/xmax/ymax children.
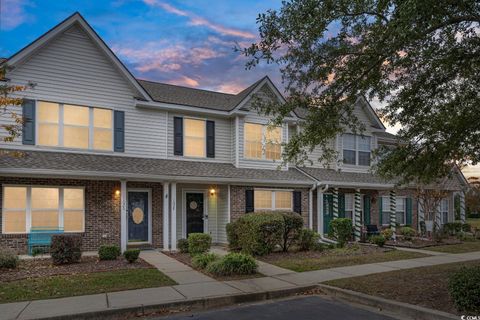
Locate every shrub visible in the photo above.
<box><xmin>192</xmin><ymin>252</ymin><xmax>218</xmax><ymax>269</ymax></box>
<box><xmin>206</xmin><ymin>253</ymin><xmax>257</xmax><ymax>276</ymax></box>
<box><xmin>381</xmin><ymin>228</ymin><xmax>394</xmax><ymax>240</ymax></box>
<box><xmin>226</xmin><ymin>212</ymin><xmax>284</xmax><ymax>256</ymax></box>
<box><xmin>123</xmin><ymin>249</ymin><xmax>140</xmax><ymax>263</ymax></box>
<box><xmin>330</xmin><ymin>218</ymin><xmax>352</xmax><ymax>247</ymax></box>
<box><xmin>448</xmin><ymin>266</ymin><xmax>480</xmax><ymax>313</ymax></box>
<box><xmin>298</xmin><ymin>228</ymin><xmax>319</xmax><ymax>251</ymax></box>
<box><xmin>400</xmin><ymin>226</ymin><xmax>416</xmax><ymax>241</ymax></box>
<box><xmin>279</xmin><ymin>212</ymin><xmax>304</xmax><ymax>252</ymax></box>
<box><xmin>370</xmin><ymin>235</ymin><xmax>386</xmax><ymax>247</ymax></box>
<box><xmin>443</xmin><ymin>222</ymin><xmax>463</xmax><ymax>236</ymax></box>
<box><xmin>177</xmin><ymin>239</ymin><xmax>189</xmax><ymax>253</ymax></box>
<box><xmin>462</xmin><ymin>223</ymin><xmax>472</xmax><ymax>233</ymax></box>
<box><xmin>0</xmin><ymin>248</ymin><xmax>18</xmax><ymax>269</ymax></box>
<box><xmin>51</xmin><ymin>234</ymin><xmax>82</xmax><ymax>265</ymax></box>
<box><xmin>98</xmin><ymin>244</ymin><xmax>121</xmax><ymax>261</ymax></box>
<box><xmin>188</xmin><ymin>233</ymin><xmax>212</xmax><ymax>255</ymax></box>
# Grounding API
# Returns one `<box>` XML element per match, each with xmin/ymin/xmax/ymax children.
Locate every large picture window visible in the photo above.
<box><xmin>342</xmin><ymin>134</ymin><xmax>371</xmax><ymax>166</ymax></box>
<box><xmin>37</xmin><ymin>101</ymin><xmax>113</xmax><ymax>151</ymax></box>
<box><xmin>244</xmin><ymin>123</ymin><xmax>282</xmax><ymax>160</ymax></box>
<box><xmin>381</xmin><ymin>196</ymin><xmax>406</xmax><ymax>225</ymax></box>
<box><xmin>254</xmin><ymin>189</ymin><xmax>292</xmax><ymax>210</ymax></box>
<box><xmin>184</xmin><ymin>118</ymin><xmax>206</xmax><ymax>157</ymax></box>
<box><xmin>2</xmin><ymin>186</ymin><xmax>85</xmax><ymax>234</ymax></box>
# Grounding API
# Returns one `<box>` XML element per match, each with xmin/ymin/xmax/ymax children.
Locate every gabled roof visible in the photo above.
<box><xmin>3</xmin><ymin>12</ymin><xmax>151</xmax><ymax>101</ymax></box>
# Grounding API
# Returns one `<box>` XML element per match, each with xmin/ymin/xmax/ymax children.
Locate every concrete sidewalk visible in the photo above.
<box><xmin>3</xmin><ymin>249</ymin><xmax>480</xmax><ymax>320</ymax></box>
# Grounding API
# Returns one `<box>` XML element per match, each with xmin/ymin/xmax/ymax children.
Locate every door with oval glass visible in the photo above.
<box><xmin>186</xmin><ymin>192</ymin><xmax>205</xmax><ymax>235</ymax></box>
<box><xmin>128</xmin><ymin>191</ymin><xmax>149</xmax><ymax>243</ymax></box>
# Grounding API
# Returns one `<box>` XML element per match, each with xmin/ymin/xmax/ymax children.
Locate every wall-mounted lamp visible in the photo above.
<box><xmin>210</xmin><ymin>188</ymin><xmax>216</xmax><ymax>196</ymax></box>
<box><xmin>115</xmin><ymin>190</ymin><xmax>121</xmax><ymax>197</ymax></box>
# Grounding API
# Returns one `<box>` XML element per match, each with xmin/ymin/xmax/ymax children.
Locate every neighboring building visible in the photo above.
<box><xmin>0</xmin><ymin>13</ymin><xmax>468</xmax><ymax>253</ymax></box>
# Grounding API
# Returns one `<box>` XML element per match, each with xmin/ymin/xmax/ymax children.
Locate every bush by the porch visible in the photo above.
<box><xmin>381</xmin><ymin>228</ymin><xmax>393</xmax><ymax>240</ymax></box>
<box><xmin>50</xmin><ymin>234</ymin><xmax>82</xmax><ymax>265</ymax></box>
<box><xmin>329</xmin><ymin>218</ymin><xmax>352</xmax><ymax>247</ymax></box>
<box><xmin>370</xmin><ymin>235</ymin><xmax>386</xmax><ymax>247</ymax></box>
<box><xmin>123</xmin><ymin>249</ymin><xmax>140</xmax><ymax>263</ymax></box>
<box><xmin>0</xmin><ymin>249</ymin><xmax>18</xmax><ymax>269</ymax></box>
<box><xmin>448</xmin><ymin>266</ymin><xmax>480</xmax><ymax>313</ymax></box>
<box><xmin>206</xmin><ymin>253</ymin><xmax>257</xmax><ymax>276</ymax></box>
<box><xmin>188</xmin><ymin>233</ymin><xmax>212</xmax><ymax>255</ymax></box>
<box><xmin>400</xmin><ymin>227</ymin><xmax>416</xmax><ymax>240</ymax></box>
<box><xmin>298</xmin><ymin>229</ymin><xmax>320</xmax><ymax>251</ymax></box>
<box><xmin>98</xmin><ymin>245</ymin><xmax>121</xmax><ymax>261</ymax></box>
<box><xmin>280</xmin><ymin>212</ymin><xmax>304</xmax><ymax>252</ymax></box>
<box><xmin>191</xmin><ymin>252</ymin><xmax>218</xmax><ymax>269</ymax></box>
<box><xmin>177</xmin><ymin>238</ymin><xmax>189</xmax><ymax>253</ymax></box>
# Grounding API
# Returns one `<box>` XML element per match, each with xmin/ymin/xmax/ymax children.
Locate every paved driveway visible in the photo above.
<box><xmin>158</xmin><ymin>296</ymin><xmax>397</xmax><ymax>320</ymax></box>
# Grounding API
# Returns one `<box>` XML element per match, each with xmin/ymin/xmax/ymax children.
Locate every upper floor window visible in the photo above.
<box><xmin>343</xmin><ymin>134</ymin><xmax>371</xmax><ymax>166</ymax></box>
<box><xmin>244</xmin><ymin>123</ymin><xmax>282</xmax><ymax>160</ymax></box>
<box><xmin>37</xmin><ymin>101</ymin><xmax>113</xmax><ymax>151</ymax></box>
<box><xmin>184</xmin><ymin>118</ymin><xmax>206</xmax><ymax>158</ymax></box>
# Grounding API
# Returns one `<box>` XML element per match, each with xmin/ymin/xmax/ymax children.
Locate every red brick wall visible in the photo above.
<box><xmin>0</xmin><ymin>177</ymin><xmax>164</xmax><ymax>253</ymax></box>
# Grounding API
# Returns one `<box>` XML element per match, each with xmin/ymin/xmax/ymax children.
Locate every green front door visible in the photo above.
<box><xmin>323</xmin><ymin>194</ymin><xmax>334</xmax><ymax>234</ymax></box>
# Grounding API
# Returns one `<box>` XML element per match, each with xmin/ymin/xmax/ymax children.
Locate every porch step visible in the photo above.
<box><xmin>127</xmin><ymin>243</ymin><xmax>154</xmax><ymax>250</ymax></box>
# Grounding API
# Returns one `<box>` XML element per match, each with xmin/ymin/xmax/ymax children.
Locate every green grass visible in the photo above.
<box><xmin>0</xmin><ymin>268</ymin><xmax>176</xmax><ymax>303</ymax></box>
<box><xmin>424</xmin><ymin>241</ymin><xmax>480</xmax><ymax>254</ymax></box>
<box><xmin>269</xmin><ymin>250</ymin><xmax>428</xmax><ymax>272</ymax></box>
<box><xmin>467</xmin><ymin>218</ymin><xmax>480</xmax><ymax>229</ymax></box>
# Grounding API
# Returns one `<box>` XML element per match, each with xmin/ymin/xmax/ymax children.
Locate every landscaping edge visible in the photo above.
<box><xmin>317</xmin><ymin>284</ymin><xmax>458</xmax><ymax>320</ymax></box>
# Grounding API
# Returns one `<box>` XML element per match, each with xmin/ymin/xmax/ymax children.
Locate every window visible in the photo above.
<box><xmin>254</xmin><ymin>189</ymin><xmax>292</xmax><ymax>210</ymax></box>
<box><xmin>381</xmin><ymin>196</ymin><xmax>406</xmax><ymax>225</ymax></box>
<box><xmin>342</xmin><ymin>134</ymin><xmax>371</xmax><ymax>166</ymax></box>
<box><xmin>37</xmin><ymin>101</ymin><xmax>113</xmax><ymax>151</ymax></box>
<box><xmin>2</xmin><ymin>186</ymin><xmax>85</xmax><ymax>234</ymax></box>
<box><xmin>244</xmin><ymin>123</ymin><xmax>282</xmax><ymax>160</ymax></box>
<box><xmin>184</xmin><ymin>118</ymin><xmax>206</xmax><ymax>157</ymax></box>
<box><xmin>439</xmin><ymin>198</ymin><xmax>449</xmax><ymax>224</ymax></box>
<box><xmin>344</xmin><ymin>194</ymin><xmax>363</xmax><ymax>221</ymax></box>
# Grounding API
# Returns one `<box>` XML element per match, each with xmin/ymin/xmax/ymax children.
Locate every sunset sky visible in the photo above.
<box><xmin>1</xmin><ymin>0</ymin><xmax>478</xmax><ymax>179</ymax></box>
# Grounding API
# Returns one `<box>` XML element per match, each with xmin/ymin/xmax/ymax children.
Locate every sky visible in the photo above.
<box><xmin>1</xmin><ymin>0</ymin><xmax>478</xmax><ymax>179</ymax></box>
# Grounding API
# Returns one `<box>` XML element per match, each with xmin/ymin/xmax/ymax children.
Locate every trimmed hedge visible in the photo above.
<box><xmin>0</xmin><ymin>248</ymin><xmax>18</xmax><ymax>269</ymax></box>
<box><xmin>51</xmin><ymin>234</ymin><xmax>82</xmax><ymax>265</ymax></box>
<box><xmin>98</xmin><ymin>245</ymin><xmax>121</xmax><ymax>261</ymax></box>
<box><xmin>400</xmin><ymin>226</ymin><xmax>416</xmax><ymax>240</ymax></box>
<box><xmin>330</xmin><ymin>218</ymin><xmax>352</xmax><ymax>247</ymax></box>
<box><xmin>188</xmin><ymin>233</ymin><xmax>212</xmax><ymax>255</ymax></box>
<box><xmin>123</xmin><ymin>249</ymin><xmax>140</xmax><ymax>263</ymax></box>
<box><xmin>370</xmin><ymin>235</ymin><xmax>386</xmax><ymax>247</ymax></box>
<box><xmin>280</xmin><ymin>212</ymin><xmax>304</xmax><ymax>252</ymax></box>
<box><xmin>206</xmin><ymin>253</ymin><xmax>257</xmax><ymax>276</ymax></box>
<box><xmin>177</xmin><ymin>239</ymin><xmax>189</xmax><ymax>253</ymax></box>
<box><xmin>448</xmin><ymin>266</ymin><xmax>480</xmax><ymax>313</ymax></box>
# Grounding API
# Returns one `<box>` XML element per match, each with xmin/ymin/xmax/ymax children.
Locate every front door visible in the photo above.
<box><xmin>186</xmin><ymin>193</ymin><xmax>205</xmax><ymax>235</ymax></box>
<box><xmin>323</xmin><ymin>194</ymin><xmax>334</xmax><ymax>234</ymax></box>
<box><xmin>128</xmin><ymin>191</ymin><xmax>149</xmax><ymax>242</ymax></box>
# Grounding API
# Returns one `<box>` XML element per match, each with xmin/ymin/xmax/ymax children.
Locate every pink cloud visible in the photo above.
<box><xmin>215</xmin><ymin>82</ymin><xmax>247</xmax><ymax>94</ymax></box>
<box><xmin>167</xmin><ymin>75</ymin><xmax>199</xmax><ymax>87</ymax></box>
<box><xmin>0</xmin><ymin>0</ymin><xmax>30</xmax><ymax>30</ymax></box>
<box><xmin>143</xmin><ymin>0</ymin><xmax>256</xmax><ymax>39</ymax></box>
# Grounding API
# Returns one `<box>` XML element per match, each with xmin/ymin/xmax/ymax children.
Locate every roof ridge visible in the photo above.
<box><xmin>137</xmin><ymin>78</ymin><xmax>236</xmax><ymax>97</ymax></box>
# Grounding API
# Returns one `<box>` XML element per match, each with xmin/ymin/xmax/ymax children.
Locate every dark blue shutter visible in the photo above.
<box><xmin>114</xmin><ymin>110</ymin><xmax>125</xmax><ymax>152</ymax></box>
<box><xmin>206</xmin><ymin>120</ymin><xmax>215</xmax><ymax>158</ymax></box>
<box><xmin>22</xmin><ymin>99</ymin><xmax>35</xmax><ymax>145</ymax></box>
<box><xmin>406</xmin><ymin>197</ymin><xmax>413</xmax><ymax>226</ymax></box>
<box><xmin>364</xmin><ymin>195</ymin><xmax>371</xmax><ymax>225</ymax></box>
<box><xmin>293</xmin><ymin>191</ymin><xmax>302</xmax><ymax>214</ymax></box>
<box><xmin>245</xmin><ymin>189</ymin><xmax>254</xmax><ymax>213</ymax></box>
<box><xmin>174</xmin><ymin>117</ymin><xmax>183</xmax><ymax>156</ymax></box>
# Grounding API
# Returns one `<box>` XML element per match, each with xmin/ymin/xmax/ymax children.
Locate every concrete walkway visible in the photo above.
<box><xmin>3</xmin><ymin>249</ymin><xmax>480</xmax><ymax>320</ymax></box>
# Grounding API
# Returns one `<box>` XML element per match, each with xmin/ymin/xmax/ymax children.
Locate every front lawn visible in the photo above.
<box><xmin>467</xmin><ymin>218</ymin><xmax>480</xmax><ymax>229</ymax></box>
<box><xmin>422</xmin><ymin>240</ymin><xmax>480</xmax><ymax>254</ymax></box>
<box><xmin>258</xmin><ymin>244</ymin><xmax>429</xmax><ymax>272</ymax></box>
<box><xmin>324</xmin><ymin>260</ymin><xmax>480</xmax><ymax>315</ymax></box>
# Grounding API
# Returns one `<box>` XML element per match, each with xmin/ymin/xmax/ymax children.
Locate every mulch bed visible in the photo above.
<box><xmin>0</xmin><ymin>256</ymin><xmax>153</xmax><ymax>282</ymax></box>
<box><xmin>386</xmin><ymin>237</ymin><xmax>462</xmax><ymax>248</ymax></box>
<box><xmin>165</xmin><ymin>252</ymin><xmax>263</xmax><ymax>281</ymax></box>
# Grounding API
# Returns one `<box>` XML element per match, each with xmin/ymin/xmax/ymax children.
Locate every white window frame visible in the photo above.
<box><xmin>381</xmin><ymin>196</ymin><xmax>406</xmax><ymax>226</ymax></box>
<box><xmin>254</xmin><ymin>189</ymin><xmax>293</xmax><ymax>211</ymax></box>
<box><xmin>2</xmin><ymin>185</ymin><xmax>85</xmax><ymax>234</ymax></box>
<box><xmin>244</xmin><ymin>122</ymin><xmax>283</xmax><ymax>161</ymax></box>
<box><xmin>439</xmin><ymin>198</ymin><xmax>449</xmax><ymax>224</ymax></box>
<box><xmin>342</xmin><ymin>134</ymin><xmax>372</xmax><ymax>166</ymax></box>
<box><xmin>183</xmin><ymin>117</ymin><xmax>207</xmax><ymax>158</ymax></box>
<box><xmin>36</xmin><ymin>101</ymin><xmax>114</xmax><ymax>151</ymax></box>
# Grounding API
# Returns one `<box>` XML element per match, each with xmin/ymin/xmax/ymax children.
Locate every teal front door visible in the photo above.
<box><xmin>323</xmin><ymin>194</ymin><xmax>334</xmax><ymax>234</ymax></box>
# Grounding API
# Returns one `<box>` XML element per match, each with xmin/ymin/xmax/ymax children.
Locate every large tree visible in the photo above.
<box><xmin>243</xmin><ymin>0</ymin><xmax>480</xmax><ymax>184</ymax></box>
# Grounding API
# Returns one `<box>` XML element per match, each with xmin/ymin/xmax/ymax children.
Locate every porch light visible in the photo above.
<box><xmin>115</xmin><ymin>189</ymin><xmax>120</xmax><ymax>196</ymax></box>
<box><xmin>210</xmin><ymin>188</ymin><xmax>216</xmax><ymax>196</ymax></box>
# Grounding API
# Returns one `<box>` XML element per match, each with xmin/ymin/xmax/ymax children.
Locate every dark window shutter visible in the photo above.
<box><xmin>174</xmin><ymin>117</ymin><xmax>183</xmax><ymax>156</ymax></box>
<box><xmin>245</xmin><ymin>189</ymin><xmax>254</xmax><ymax>213</ymax></box>
<box><xmin>114</xmin><ymin>110</ymin><xmax>125</xmax><ymax>152</ymax></box>
<box><xmin>379</xmin><ymin>196</ymin><xmax>383</xmax><ymax>225</ymax></box>
<box><xmin>406</xmin><ymin>197</ymin><xmax>413</xmax><ymax>226</ymax></box>
<box><xmin>22</xmin><ymin>99</ymin><xmax>35</xmax><ymax>145</ymax></box>
<box><xmin>339</xmin><ymin>194</ymin><xmax>345</xmax><ymax>218</ymax></box>
<box><xmin>364</xmin><ymin>195</ymin><xmax>371</xmax><ymax>225</ymax></box>
<box><xmin>293</xmin><ymin>191</ymin><xmax>302</xmax><ymax>214</ymax></box>
<box><xmin>206</xmin><ymin>120</ymin><xmax>215</xmax><ymax>158</ymax></box>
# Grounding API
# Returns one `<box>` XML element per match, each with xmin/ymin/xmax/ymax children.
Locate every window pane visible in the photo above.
<box><xmin>185</xmin><ymin>137</ymin><xmax>206</xmax><ymax>157</ymax></box>
<box><xmin>265</xmin><ymin>142</ymin><xmax>281</xmax><ymax>160</ymax></box>
<box><xmin>64</xmin><ymin>210</ymin><xmax>84</xmax><ymax>232</ymax></box>
<box><xmin>275</xmin><ymin>191</ymin><xmax>292</xmax><ymax>209</ymax></box>
<box><xmin>345</xmin><ymin>210</ymin><xmax>353</xmax><ymax>220</ymax></box>
<box><xmin>382</xmin><ymin>212</ymin><xmax>390</xmax><ymax>224</ymax></box>
<box><xmin>4</xmin><ymin>187</ymin><xmax>26</xmax><ymax>209</ymax></box>
<box><xmin>31</xmin><ymin>210</ymin><xmax>58</xmax><ymax>228</ymax></box>
<box><xmin>343</xmin><ymin>150</ymin><xmax>356</xmax><ymax>165</ymax></box>
<box><xmin>64</xmin><ymin>104</ymin><xmax>89</xmax><ymax>126</ymax></box>
<box><xmin>64</xmin><ymin>126</ymin><xmax>89</xmax><ymax>149</ymax></box>
<box><xmin>184</xmin><ymin>119</ymin><xmax>205</xmax><ymax>137</ymax></box>
<box><xmin>382</xmin><ymin>197</ymin><xmax>390</xmax><ymax>209</ymax></box>
<box><xmin>37</xmin><ymin>101</ymin><xmax>59</xmax><ymax>123</ymax></box>
<box><xmin>38</xmin><ymin>123</ymin><xmax>59</xmax><ymax>146</ymax></box>
<box><xmin>443</xmin><ymin>211</ymin><xmax>448</xmax><ymax>223</ymax></box>
<box><xmin>32</xmin><ymin>188</ymin><xmax>59</xmax><ymax>209</ymax></box>
<box><xmin>3</xmin><ymin>211</ymin><xmax>26</xmax><ymax>233</ymax></box>
<box><xmin>345</xmin><ymin>194</ymin><xmax>354</xmax><ymax>211</ymax></box>
<box><xmin>64</xmin><ymin>189</ymin><xmax>84</xmax><ymax>209</ymax></box>
<box><xmin>254</xmin><ymin>190</ymin><xmax>272</xmax><ymax>210</ymax></box>
<box><xmin>245</xmin><ymin>141</ymin><xmax>262</xmax><ymax>159</ymax></box>
<box><xmin>343</xmin><ymin>134</ymin><xmax>355</xmax><ymax>150</ymax></box>
<box><xmin>358</xmin><ymin>136</ymin><xmax>371</xmax><ymax>151</ymax></box>
<box><xmin>93</xmin><ymin>108</ymin><xmax>112</xmax><ymax>129</ymax></box>
<box><xmin>93</xmin><ymin>129</ymin><xmax>112</xmax><ymax>150</ymax></box>
<box><xmin>245</xmin><ymin>123</ymin><xmax>262</xmax><ymax>141</ymax></box>
<box><xmin>265</xmin><ymin>127</ymin><xmax>281</xmax><ymax>143</ymax></box>
<box><xmin>396</xmin><ymin>198</ymin><xmax>405</xmax><ymax>211</ymax></box>
<box><xmin>396</xmin><ymin>211</ymin><xmax>405</xmax><ymax>225</ymax></box>
<box><xmin>358</xmin><ymin>151</ymin><xmax>371</xmax><ymax>166</ymax></box>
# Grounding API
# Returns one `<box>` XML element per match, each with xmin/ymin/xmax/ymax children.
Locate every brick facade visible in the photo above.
<box><xmin>0</xmin><ymin>177</ymin><xmax>164</xmax><ymax>253</ymax></box>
